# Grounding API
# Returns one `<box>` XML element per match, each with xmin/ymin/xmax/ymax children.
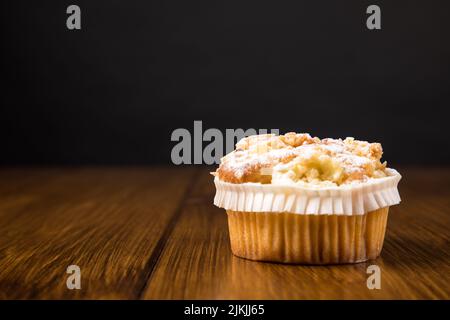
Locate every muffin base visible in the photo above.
<box><xmin>227</xmin><ymin>208</ymin><xmax>389</xmax><ymax>264</ymax></box>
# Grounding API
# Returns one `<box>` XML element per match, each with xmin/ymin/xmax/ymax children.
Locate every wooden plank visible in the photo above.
<box><xmin>0</xmin><ymin>167</ymin><xmax>196</xmax><ymax>299</ymax></box>
<box><xmin>143</xmin><ymin>167</ymin><xmax>450</xmax><ymax>299</ymax></box>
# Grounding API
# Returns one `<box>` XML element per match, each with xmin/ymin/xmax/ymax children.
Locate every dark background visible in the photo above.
<box><xmin>1</xmin><ymin>0</ymin><xmax>449</xmax><ymax>165</ymax></box>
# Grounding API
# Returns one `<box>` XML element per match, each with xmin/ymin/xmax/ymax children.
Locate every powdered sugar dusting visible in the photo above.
<box><xmin>217</xmin><ymin>133</ymin><xmax>388</xmax><ymax>186</ymax></box>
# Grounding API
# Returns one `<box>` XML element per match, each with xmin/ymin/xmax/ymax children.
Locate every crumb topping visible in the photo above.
<box><xmin>214</xmin><ymin>133</ymin><xmax>388</xmax><ymax>186</ymax></box>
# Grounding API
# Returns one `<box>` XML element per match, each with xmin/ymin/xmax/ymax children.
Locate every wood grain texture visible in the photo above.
<box><xmin>143</xmin><ymin>167</ymin><xmax>450</xmax><ymax>299</ymax></box>
<box><xmin>0</xmin><ymin>167</ymin><xmax>195</xmax><ymax>299</ymax></box>
<box><xmin>0</xmin><ymin>167</ymin><xmax>449</xmax><ymax>299</ymax></box>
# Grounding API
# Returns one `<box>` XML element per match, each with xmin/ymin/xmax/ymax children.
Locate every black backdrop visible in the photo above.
<box><xmin>2</xmin><ymin>1</ymin><xmax>450</xmax><ymax>165</ymax></box>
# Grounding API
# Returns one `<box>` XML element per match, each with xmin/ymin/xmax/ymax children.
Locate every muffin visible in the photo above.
<box><xmin>212</xmin><ymin>133</ymin><xmax>401</xmax><ymax>264</ymax></box>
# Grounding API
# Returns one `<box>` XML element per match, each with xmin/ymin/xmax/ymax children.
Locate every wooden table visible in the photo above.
<box><xmin>0</xmin><ymin>167</ymin><xmax>449</xmax><ymax>299</ymax></box>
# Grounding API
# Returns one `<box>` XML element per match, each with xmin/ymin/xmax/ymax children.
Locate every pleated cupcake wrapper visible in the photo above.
<box><xmin>227</xmin><ymin>208</ymin><xmax>389</xmax><ymax>264</ymax></box>
<box><xmin>214</xmin><ymin>168</ymin><xmax>401</xmax><ymax>215</ymax></box>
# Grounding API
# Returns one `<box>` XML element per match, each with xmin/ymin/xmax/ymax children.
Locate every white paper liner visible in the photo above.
<box><xmin>214</xmin><ymin>168</ymin><xmax>401</xmax><ymax>215</ymax></box>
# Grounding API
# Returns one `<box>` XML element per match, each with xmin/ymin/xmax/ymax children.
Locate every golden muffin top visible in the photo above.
<box><xmin>214</xmin><ymin>132</ymin><xmax>388</xmax><ymax>186</ymax></box>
